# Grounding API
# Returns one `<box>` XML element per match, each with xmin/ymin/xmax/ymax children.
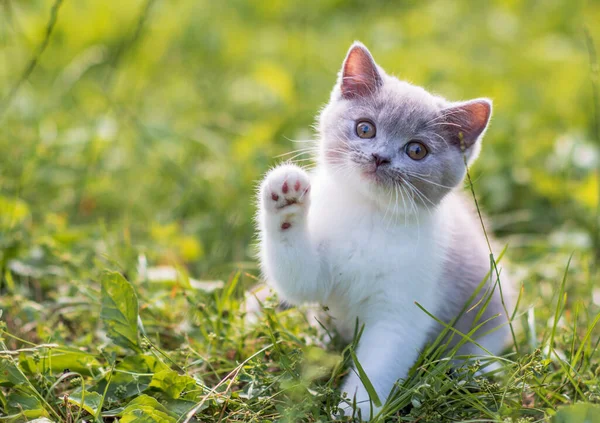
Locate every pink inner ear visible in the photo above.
<box><xmin>444</xmin><ymin>100</ymin><xmax>491</xmax><ymax>147</ymax></box>
<box><xmin>466</xmin><ymin>101</ymin><xmax>491</xmax><ymax>130</ymax></box>
<box><xmin>341</xmin><ymin>45</ymin><xmax>381</xmax><ymax>99</ymax></box>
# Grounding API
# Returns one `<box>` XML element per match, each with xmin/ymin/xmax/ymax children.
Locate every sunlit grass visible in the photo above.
<box><xmin>1</xmin><ymin>0</ymin><xmax>600</xmax><ymax>421</ymax></box>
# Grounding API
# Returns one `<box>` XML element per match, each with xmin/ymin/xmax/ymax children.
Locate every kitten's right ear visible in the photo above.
<box><xmin>339</xmin><ymin>42</ymin><xmax>382</xmax><ymax>99</ymax></box>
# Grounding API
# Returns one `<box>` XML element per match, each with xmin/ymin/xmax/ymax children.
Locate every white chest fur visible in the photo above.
<box><xmin>308</xmin><ymin>171</ymin><xmax>449</xmax><ymax>339</ymax></box>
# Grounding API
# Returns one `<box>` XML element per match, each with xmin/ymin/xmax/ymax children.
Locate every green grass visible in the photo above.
<box><xmin>1</xmin><ymin>0</ymin><xmax>600</xmax><ymax>421</ymax></box>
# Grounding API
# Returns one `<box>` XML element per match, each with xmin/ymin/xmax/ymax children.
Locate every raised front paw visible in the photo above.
<box><xmin>260</xmin><ymin>164</ymin><xmax>311</xmax><ymax>231</ymax></box>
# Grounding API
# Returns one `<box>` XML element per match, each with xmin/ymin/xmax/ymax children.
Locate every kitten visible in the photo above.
<box><xmin>257</xmin><ymin>42</ymin><xmax>514</xmax><ymax>420</ymax></box>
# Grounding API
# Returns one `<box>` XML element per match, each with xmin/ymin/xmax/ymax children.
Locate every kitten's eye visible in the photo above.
<box><xmin>405</xmin><ymin>141</ymin><xmax>428</xmax><ymax>160</ymax></box>
<box><xmin>355</xmin><ymin>120</ymin><xmax>376</xmax><ymax>139</ymax></box>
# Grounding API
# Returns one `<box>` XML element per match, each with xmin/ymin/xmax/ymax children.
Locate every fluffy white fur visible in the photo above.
<box><xmin>257</xmin><ymin>42</ymin><xmax>513</xmax><ymax>420</ymax></box>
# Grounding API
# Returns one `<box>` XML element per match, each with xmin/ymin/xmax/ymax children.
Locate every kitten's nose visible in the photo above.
<box><xmin>372</xmin><ymin>153</ymin><xmax>391</xmax><ymax>168</ymax></box>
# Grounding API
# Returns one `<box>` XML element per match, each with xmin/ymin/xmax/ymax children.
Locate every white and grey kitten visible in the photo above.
<box><xmin>257</xmin><ymin>42</ymin><xmax>514</xmax><ymax>419</ymax></box>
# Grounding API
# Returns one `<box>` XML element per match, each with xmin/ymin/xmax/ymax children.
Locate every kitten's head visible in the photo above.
<box><xmin>318</xmin><ymin>42</ymin><xmax>492</xmax><ymax>211</ymax></box>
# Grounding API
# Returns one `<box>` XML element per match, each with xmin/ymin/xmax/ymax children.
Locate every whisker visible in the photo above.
<box><xmin>275</xmin><ymin>147</ymin><xmax>318</xmax><ymax>159</ymax></box>
<box><xmin>426</xmin><ymin>121</ymin><xmax>462</xmax><ymax>128</ymax></box>
<box><xmin>403</xmin><ymin>172</ymin><xmax>454</xmax><ymax>189</ymax></box>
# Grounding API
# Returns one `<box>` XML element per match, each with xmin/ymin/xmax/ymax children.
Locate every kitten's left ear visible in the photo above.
<box><xmin>339</xmin><ymin>42</ymin><xmax>382</xmax><ymax>99</ymax></box>
<box><xmin>442</xmin><ymin>99</ymin><xmax>492</xmax><ymax>161</ymax></box>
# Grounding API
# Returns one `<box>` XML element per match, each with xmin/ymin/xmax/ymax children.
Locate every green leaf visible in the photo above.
<box><xmin>120</xmin><ymin>394</ymin><xmax>178</xmax><ymax>423</ymax></box>
<box><xmin>148</xmin><ymin>369</ymin><xmax>196</xmax><ymax>399</ymax></box>
<box><xmin>0</xmin><ymin>389</ymin><xmax>7</xmax><ymax>412</ymax></box>
<box><xmin>552</xmin><ymin>403</ymin><xmax>600</xmax><ymax>423</ymax></box>
<box><xmin>160</xmin><ymin>398</ymin><xmax>201</xmax><ymax>417</ymax></box>
<box><xmin>91</xmin><ymin>354</ymin><xmax>169</xmax><ymax>400</ymax></box>
<box><xmin>19</xmin><ymin>348</ymin><xmax>101</xmax><ymax>377</ymax></box>
<box><xmin>4</xmin><ymin>387</ymin><xmax>52</xmax><ymax>420</ymax></box>
<box><xmin>0</xmin><ymin>358</ymin><xmax>28</xmax><ymax>386</ymax></box>
<box><xmin>7</xmin><ymin>390</ymin><xmax>42</xmax><ymax>410</ymax></box>
<box><xmin>67</xmin><ymin>390</ymin><xmax>103</xmax><ymax>415</ymax></box>
<box><xmin>6</xmin><ymin>390</ymin><xmax>48</xmax><ymax>419</ymax></box>
<box><xmin>101</xmin><ymin>272</ymin><xmax>141</xmax><ymax>352</ymax></box>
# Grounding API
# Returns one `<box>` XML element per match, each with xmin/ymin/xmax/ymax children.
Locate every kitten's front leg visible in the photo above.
<box><xmin>258</xmin><ymin>164</ymin><xmax>328</xmax><ymax>304</ymax></box>
<box><xmin>338</xmin><ymin>324</ymin><xmax>427</xmax><ymax>421</ymax></box>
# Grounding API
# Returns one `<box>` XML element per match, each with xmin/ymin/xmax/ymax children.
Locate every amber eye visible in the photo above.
<box><xmin>355</xmin><ymin>120</ymin><xmax>376</xmax><ymax>139</ymax></box>
<box><xmin>405</xmin><ymin>141</ymin><xmax>428</xmax><ymax>160</ymax></box>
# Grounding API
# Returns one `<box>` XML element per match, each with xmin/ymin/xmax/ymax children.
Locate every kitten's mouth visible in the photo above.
<box><xmin>349</xmin><ymin>156</ymin><xmax>390</xmax><ymax>184</ymax></box>
<box><xmin>361</xmin><ymin>166</ymin><xmax>386</xmax><ymax>183</ymax></box>
<box><xmin>362</xmin><ymin>169</ymin><xmax>378</xmax><ymax>178</ymax></box>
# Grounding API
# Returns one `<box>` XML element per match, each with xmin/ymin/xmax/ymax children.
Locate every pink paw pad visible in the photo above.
<box><xmin>271</xmin><ymin>193</ymin><xmax>279</xmax><ymax>201</ymax></box>
<box><xmin>282</xmin><ymin>181</ymin><xmax>289</xmax><ymax>193</ymax></box>
<box><xmin>281</xmin><ymin>222</ymin><xmax>291</xmax><ymax>230</ymax></box>
<box><xmin>294</xmin><ymin>180</ymin><xmax>301</xmax><ymax>191</ymax></box>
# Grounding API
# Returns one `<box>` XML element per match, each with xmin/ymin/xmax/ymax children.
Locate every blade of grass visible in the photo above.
<box><xmin>462</xmin><ymin>145</ymin><xmax>519</xmax><ymax>353</ymax></box>
<box><xmin>0</xmin><ymin>0</ymin><xmax>64</xmax><ymax>121</ymax></box>
<box><xmin>583</xmin><ymin>27</ymin><xmax>600</xmax><ymax>267</ymax></box>
<box><xmin>549</xmin><ymin>255</ymin><xmax>572</xmax><ymax>353</ymax></box>
<box><xmin>179</xmin><ymin>342</ymin><xmax>278</xmax><ymax>423</ymax></box>
<box><xmin>349</xmin><ymin>350</ymin><xmax>381</xmax><ymax>408</ymax></box>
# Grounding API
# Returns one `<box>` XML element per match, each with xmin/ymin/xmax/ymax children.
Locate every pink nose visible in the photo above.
<box><xmin>372</xmin><ymin>153</ymin><xmax>391</xmax><ymax>167</ymax></box>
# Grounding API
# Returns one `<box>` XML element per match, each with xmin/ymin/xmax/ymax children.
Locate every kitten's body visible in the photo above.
<box><xmin>307</xmin><ymin>176</ymin><xmax>505</xmax><ymax>346</ymax></box>
<box><xmin>257</xmin><ymin>42</ymin><xmax>513</xmax><ymax>420</ymax></box>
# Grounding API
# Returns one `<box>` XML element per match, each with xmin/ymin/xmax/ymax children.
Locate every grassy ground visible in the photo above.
<box><xmin>1</xmin><ymin>0</ymin><xmax>600</xmax><ymax>421</ymax></box>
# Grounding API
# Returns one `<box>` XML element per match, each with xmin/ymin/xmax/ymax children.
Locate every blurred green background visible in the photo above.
<box><xmin>1</xmin><ymin>2</ymin><xmax>599</xmax><ymax>420</ymax></box>
<box><xmin>1</xmin><ymin>0</ymin><xmax>599</xmax><ymax>278</ymax></box>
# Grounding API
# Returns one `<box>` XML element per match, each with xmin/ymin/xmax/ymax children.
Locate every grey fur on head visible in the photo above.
<box><xmin>318</xmin><ymin>41</ymin><xmax>492</xmax><ymax>208</ymax></box>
